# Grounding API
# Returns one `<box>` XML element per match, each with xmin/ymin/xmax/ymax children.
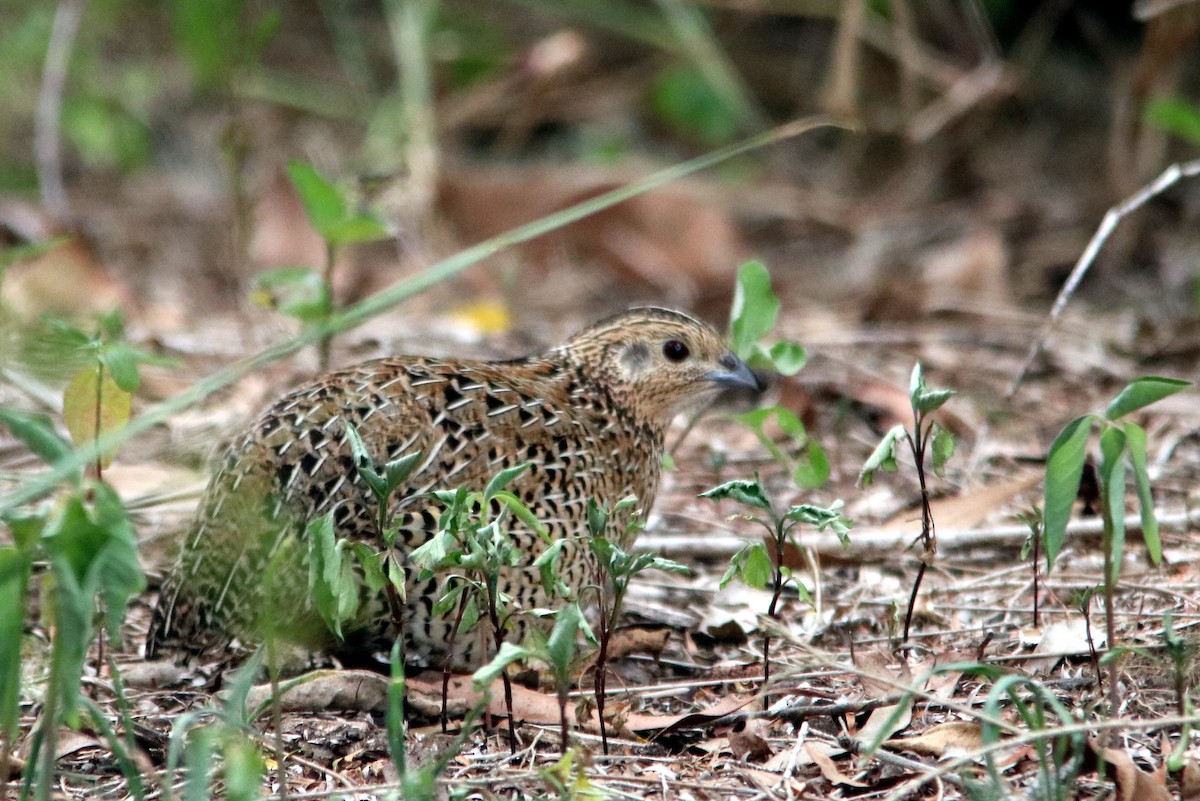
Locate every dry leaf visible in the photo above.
<box><xmin>806</xmin><ymin>743</ymin><xmax>869</xmax><ymax>787</ymax></box>
<box><xmin>891</xmin><ymin>721</ymin><xmax>984</xmax><ymax>757</ymax></box>
<box><xmin>1093</xmin><ymin>741</ymin><xmax>1171</xmax><ymax>801</ymax></box>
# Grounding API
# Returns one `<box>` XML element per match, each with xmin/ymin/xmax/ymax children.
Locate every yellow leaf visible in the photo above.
<box><xmin>62</xmin><ymin>367</ymin><xmax>132</xmax><ymax>469</ymax></box>
<box><xmin>451</xmin><ymin>300</ymin><xmax>511</xmax><ymax>336</ymax></box>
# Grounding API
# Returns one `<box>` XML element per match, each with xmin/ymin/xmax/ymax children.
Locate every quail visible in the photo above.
<box><xmin>146</xmin><ymin>307</ymin><xmax>760</xmax><ymax>667</ymax></box>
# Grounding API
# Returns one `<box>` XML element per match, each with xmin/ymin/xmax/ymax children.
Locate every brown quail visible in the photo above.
<box><xmin>146</xmin><ymin>308</ymin><xmax>759</xmax><ymax>667</ymax></box>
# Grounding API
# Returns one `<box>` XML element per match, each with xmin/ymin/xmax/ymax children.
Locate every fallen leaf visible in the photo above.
<box><xmin>891</xmin><ymin>721</ymin><xmax>984</xmax><ymax>757</ymax></box>
<box><xmin>807</xmin><ymin>742</ymin><xmax>869</xmax><ymax>787</ymax></box>
<box><xmin>1093</xmin><ymin>741</ymin><xmax>1171</xmax><ymax>801</ymax></box>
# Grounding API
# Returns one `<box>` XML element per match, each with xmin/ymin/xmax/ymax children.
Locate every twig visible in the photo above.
<box><xmin>641</xmin><ymin>505</ymin><xmax>1200</xmax><ymax>560</ymax></box>
<box><xmin>1008</xmin><ymin>158</ymin><xmax>1200</xmax><ymax>397</ymax></box>
<box><xmin>35</xmin><ymin>0</ymin><xmax>87</xmax><ymax>220</ymax></box>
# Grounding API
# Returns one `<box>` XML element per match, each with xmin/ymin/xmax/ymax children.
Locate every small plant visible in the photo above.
<box><xmin>40</xmin><ymin>314</ymin><xmax>170</xmax><ymax>481</ymax></box>
<box><xmin>409</xmin><ymin>463</ymin><xmax>550</xmax><ymax>752</ymax></box>
<box><xmin>473</xmin><ymin>602</ymin><xmax>593</xmax><ymax>754</ymax></box>
<box><xmin>1016</xmin><ymin>506</ymin><xmax>1044</xmax><ymax>627</ymax></box>
<box><xmin>701</xmin><ymin>475</ymin><xmax>849</xmax><ymax>698</ymax></box>
<box><xmin>723</xmin><ymin>260</ymin><xmax>828</xmax><ymax>487</ymax></box>
<box><xmin>858</xmin><ymin>363</ymin><xmax>957</xmax><ymax>643</ymax></box>
<box><xmin>1041</xmin><ymin>376</ymin><xmax>1189</xmax><ymax>715</ymax></box>
<box><xmin>582</xmin><ymin>498</ymin><xmax>689</xmax><ymax>754</ymax></box>
<box><xmin>253</xmin><ymin>161</ymin><xmax>390</xmax><ymax>370</ymax></box>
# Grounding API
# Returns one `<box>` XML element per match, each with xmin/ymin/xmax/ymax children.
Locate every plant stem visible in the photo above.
<box><xmin>903</xmin><ymin>416</ymin><xmax>935</xmax><ymax>644</ymax></box>
<box><xmin>440</xmin><ymin>592</ymin><xmax>469</xmax><ymax>733</ymax></box>
<box><xmin>485</xmin><ymin>577</ymin><xmax>516</xmax><ymax>753</ymax></box>
<box><xmin>319</xmin><ymin>241</ymin><xmax>335</xmax><ymax>371</ymax></box>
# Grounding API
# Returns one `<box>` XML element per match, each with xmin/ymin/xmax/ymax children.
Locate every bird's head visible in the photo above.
<box><xmin>556</xmin><ymin>307</ymin><xmax>762</xmax><ymax>426</ymax></box>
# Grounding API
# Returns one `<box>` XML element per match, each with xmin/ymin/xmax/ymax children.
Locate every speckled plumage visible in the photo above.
<box><xmin>146</xmin><ymin>308</ymin><xmax>758</xmax><ymax>667</ymax></box>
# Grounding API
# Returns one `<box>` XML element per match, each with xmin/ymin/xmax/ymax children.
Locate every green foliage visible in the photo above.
<box><xmin>286</xmin><ymin>161</ymin><xmax>389</xmax><ymax>248</ymax></box>
<box><xmin>858</xmin><ymin>364</ymin><xmax>957</xmax><ymax>487</ymax></box>
<box><xmin>1144</xmin><ymin>97</ymin><xmax>1200</xmax><ymax>146</ymax></box>
<box><xmin>726</xmin><ymin>261</ymin><xmax>824</xmax><ymax>487</ymax></box>
<box><xmin>1041</xmin><ymin>376</ymin><xmax>1189</xmax><ymax>574</ymax></box>
<box><xmin>169</xmin><ymin>0</ymin><xmax>280</xmax><ymax>90</ymax></box>
<box><xmin>650</xmin><ymin>63</ymin><xmax>739</xmax><ymax>147</ymax></box>
<box><xmin>251</xmin><ymin>267</ymin><xmax>332</xmax><ymax>324</ymax></box>
<box><xmin>702</xmin><ymin>474</ymin><xmax>848</xmax><ymax>689</ymax></box>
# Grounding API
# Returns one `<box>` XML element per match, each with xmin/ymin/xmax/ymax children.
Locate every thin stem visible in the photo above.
<box><xmin>485</xmin><ymin>578</ymin><xmax>516</xmax><ymax>753</ymax></box>
<box><xmin>318</xmin><ymin>241</ymin><xmax>336</xmax><ymax>371</ymax></box>
<box><xmin>440</xmin><ymin>590</ymin><xmax>469</xmax><ymax>733</ymax></box>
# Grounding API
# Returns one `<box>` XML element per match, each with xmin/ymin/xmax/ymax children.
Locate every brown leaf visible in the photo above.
<box><xmin>1092</xmin><ymin>741</ymin><xmax>1171</xmax><ymax>801</ymax></box>
<box><xmin>806</xmin><ymin>743</ymin><xmax>869</xmax><ymax>787</ymax></box>
<box><xmin>891</xmin><ymin>721</ymin><xmax>984</xmax><ymax>757</ymax></box>
<box><xmin>607</xmin><ymin>626</ymin><xmax>671</xmax><ymax>660</ymax></box>
<box><xmin>729</xmin><ymin>726</ymin><xmax>773</xmax><ymax>762</ymax></box>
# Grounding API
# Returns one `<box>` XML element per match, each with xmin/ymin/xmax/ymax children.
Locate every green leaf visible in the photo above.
<box><xmin>1123</xmin><ymin>422</ymin><xmax>1160</xmax><ymax>565</ymax></box>
<box><xmin>0</xmin><ymin>547</ymin><xmax>32</xmax><ymax>742</ymax></box>
<box><xmin>586</xmin><ymin>499</ymin><xmax>608</xmax><ymax>538</ymax></box>
<box><xmin>224</xmin><ymin>734</ymin><xmax>265</xmax><ymax>801</ymax></box>
<box><xmin>767</xmin><ymin>340</ymin><xmax>807</xmax><ymax>376</ymax></box>
<box><xmin>383</xmin><ymin>450</ymin><xmax>423</xmax><ymax>497</ymax></box>
<box><xmin>930</xmin><ymin>423</ymin><xmax>956</xmax><ymax>477</ymax></box>
<box><xmin>1145</xmin><ymin>97</ymin><xmax>1200</xmax><ymax>146</ymax></box>
<box><xmin>729</xmin><ymin>260</ymin><xmax>780</xmax><ymax>359</ymax></box>
<box><xmin>699</xmin><ymin>478</ymin><xmax>771</xmax><ymax>510</ymax></box>
<box><xmin>327</xmin><ymin>213</ymin><xmax>389</xmax><ymax>247</ymax></box>
<box><xmin>472</xmin><ymin>641</ymin><xmax>530</xmax><ymax>687</ymax></box>
<box><xmin>650</xmin><ymin>63</ymin><xmax>739</xmax><ymax>147</ymax></box>
<box><xmin>858</xmin><ymin>425</ymin><xmax>906</xmax><ymax>487</ymax></box>
<box><xmin>1041</xmin><ymin>415</ymin><xmax>1091</xmax><ymax>571</ymax></box>
<box><xmin>98</xmin><ymin>344</ymin><xmax>142</xmax><ymax>392</ymax></box>
<box><xmin>287</xmin><ymin>160</ymin><xmax>346</xmax><ymax>238</ymax></box>
<box><xmin>783</xmin><ymin>502</ymin><xmax>850</xmax><ymax>546</ymax></box>
<box><xmin>306</xmin><ymin>512</ymin><xmax>351</xmax><ymax>639</ymax></box>
<box><xmin>910</xmin><ymin>363</ymin><xmax>956</xmax><ymax>416</ymax></box>
<box><xmin>740</xmin><ymin>542</ymin><xmax>772</xmax><ymax>589</ymax></box>
<box><xmin>343</xmin><ymin>423</ymin><xmax>386</xmax><ymax>502</ymax></box>
<box><xmin>251</xmin><ymin>267</ymin><xmax>333</xmax><ymax>323</ymax></box>
<box><xmin>793</xmin><ymin>439</ymin><xmax>829</xmax><ymax>488</ymax></box>
<box><xmin>1104</xmin><ymin>376</ymin><xmax>1190</xmax><ymax>420</ymax></box>
<box><xmin>1098</xmin><ymin>425</ymin><xmax>1127</xmax><ymax>587</ymax></box>
<box><xmin>0</xmin><ymin>407</ymin><xmax>74</xmax><ymax>467</ymax></box>
<box><xmin>484</xmin><ymin>461</ymin><xmax>531</xmax><ymax>503</ymax></box>
<box><xmin>546</xmin><ymin>602</ymin><xmax>585</xmax><ymax>672</ymax></box>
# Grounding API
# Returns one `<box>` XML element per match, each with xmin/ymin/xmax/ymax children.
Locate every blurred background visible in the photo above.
<box><xmin>3</xmin><ymin>0</ymin><xmax>1199</xmax><ymax>344</ymax></box>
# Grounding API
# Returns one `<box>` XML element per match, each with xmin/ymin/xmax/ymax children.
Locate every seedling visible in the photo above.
<box><xmin>253</xmin><ymin>161</ymin><xmax>390</xmax><ymax>369</ymax></box>
<box><xmin>474</xmin><ymin>602</ymin><xmax>594</xmax><ymax>754</ymax></box>
<box><xmin>701</xmin><ymin>475</ymin><xmax>849</xmax><ymax>697</ymax></box>
<box><xmin>409</xmin><ymin>463</ymin><xmax>549</xmax><ymax>752</ymax></box>
<box><xmin>1041</xmin><ymin>375</ymin><xmax>1189</xmax><ymax>716</ymax></box>
<box><xmin>858</xmin><ymin>363</ymin><xmax>956</xmax><ymax>643</ymax></box>
<box><xmin>581</xmin><ymin>498</ymin><xmax>689</xmax><ymax>754</ymax></box>
<box><xmin>723</xmin><ymin>261</ymin><xmax>829</xmax><ymax>487</ymax></box>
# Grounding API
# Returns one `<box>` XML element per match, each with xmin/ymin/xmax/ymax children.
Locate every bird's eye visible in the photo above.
<box><xmin>662</xmin><ymin>339</ymin><xmax>690</xmax><ymax>362</ymax></box>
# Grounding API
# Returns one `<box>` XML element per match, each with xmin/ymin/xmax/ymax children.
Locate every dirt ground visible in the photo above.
<box><xmin>4</xmin><ymin>2</ymin><xmax>1200</xmax><ymax>799</ymax></box>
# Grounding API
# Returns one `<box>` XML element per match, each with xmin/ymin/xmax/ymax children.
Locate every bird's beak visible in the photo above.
<box><xmin>705</xmin><ymin>353</ymin><xmax>762</xmax><ymax>392</ymax></box>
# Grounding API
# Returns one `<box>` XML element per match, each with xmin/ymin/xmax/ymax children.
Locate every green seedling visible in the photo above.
<box><xmin>859</xmin><ymin>363</ymin><xmax>956</xmax><ymax>643</ymax></box>
<box><xmin>701</xmin><ymin>475</ymin><xmax>849</xmax><ymax>698</ymax></box>
<box><xmin>725</xmin><ymin>260</ymin><xmax>828</xmax><ymax>487</ymax></box>
<box><xmin>583</xmin><ymin>498</ymin><xmax>688</xmax><ymax>754</ymax></box>
<box><xmin>254</xmin><ymin>161</ymin><xmax>389</xmax><ymax>370</ymax></box>
<box><xmin>474</xmin><ymin>602</ymin><xmax>594</xmax><ymax>754</ymax></box>
<box><xmin>1042</xmin><ymin>376</ymin><xmax>1189</xmax><ymax>715</ymax></box>
<box><xmin>409</xmin><ymin>463</ymin><xmax>549</xmax><ymax>752</ymax></box>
